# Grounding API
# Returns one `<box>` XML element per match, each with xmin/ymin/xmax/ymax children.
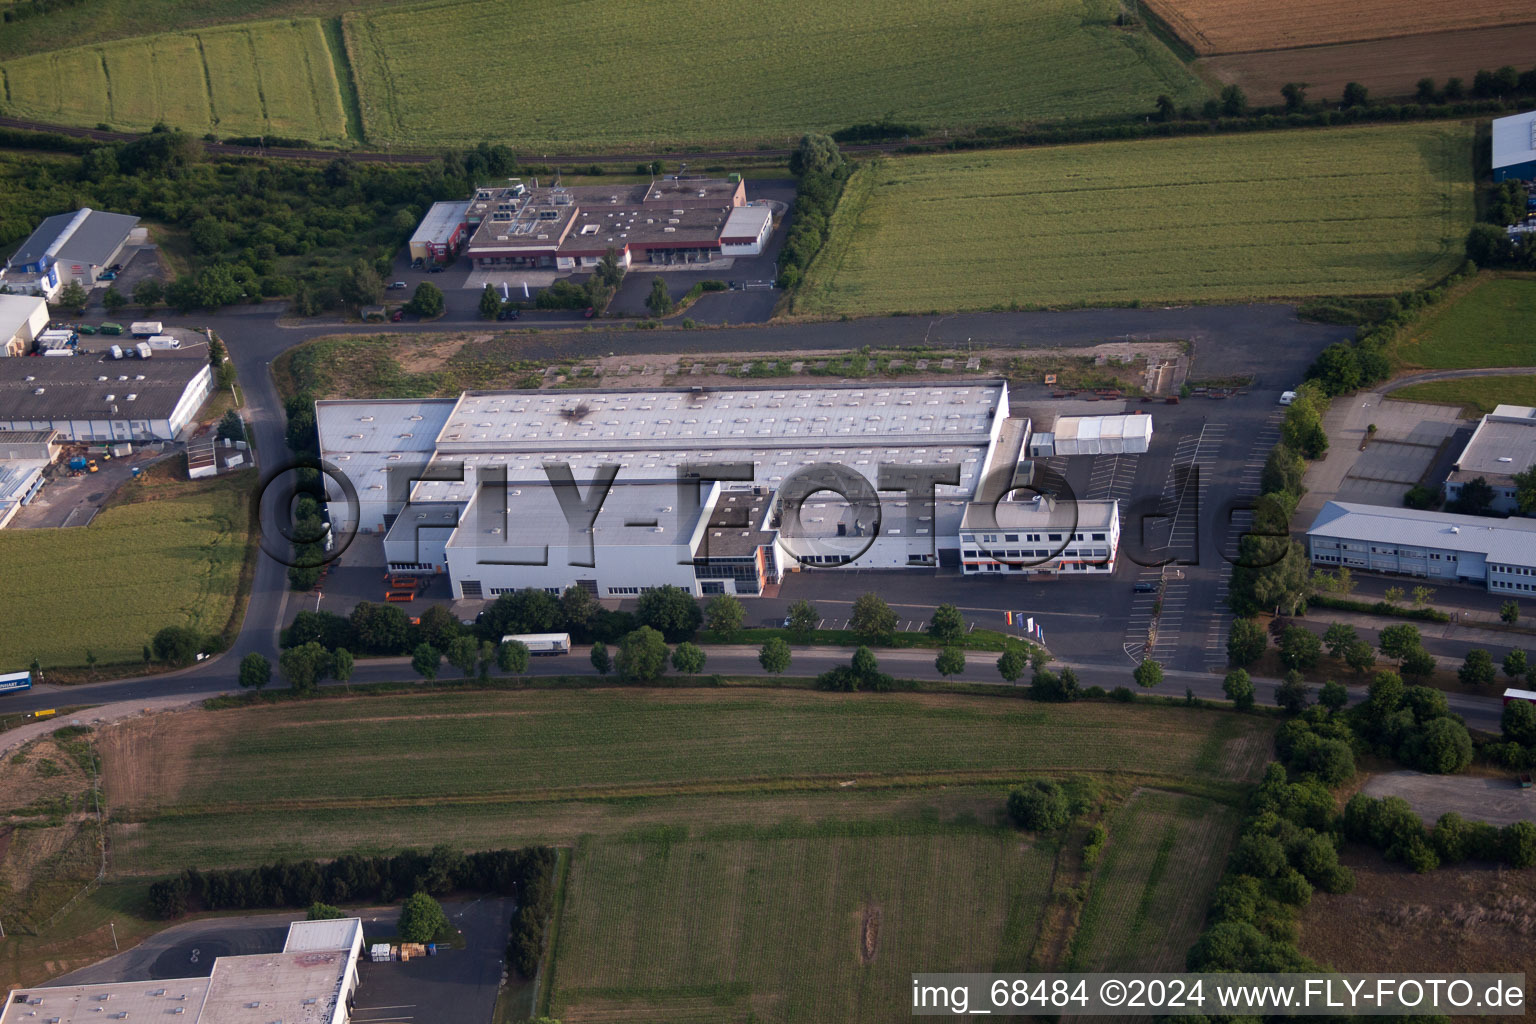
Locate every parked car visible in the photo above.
<box><xmin>429</xmin><ymin>264</ymin><xmax>446</xmax><ymax>273</ymax></box>
<box><xmin>108</xmin><ymin>263</ymin><xmax>122</xmax><ymax>272</ymax></box>
<box><xmin>74</xmin><ymin>324</ymin><xmax>97</xmax><ymax>335</ymax></box>
<box><xmin>583</xmin><ymin>306</ymin><xmax>595</xmax><ymax>318</ymax></box>
<box><xmin>411</xmin><ymin>257</ymin><xmax>424</xmax><ymax>269</ymax></box>
<box><xmin>98</xmin><ymin>271</ymin><xmax>117</xmax><ymax>280</ymax></box>
<box><xmin>391</xmin><ymin>310</ymin><xmax>404</xmax><ymax>322</ymax></box>
<box><xmin>389</xmin><ymin>281</ymin><xmax>407</xmax><ymax>289</ymax></box>
<box><xmin>1279</xmin><ymin>390</ymin><xmax>1298</xmax><ymax>406</ymax></box>
<box><xmin>1133</xmin><ymin>581</ymin><xmax>1158</xmax><ymax>593</ymax></box>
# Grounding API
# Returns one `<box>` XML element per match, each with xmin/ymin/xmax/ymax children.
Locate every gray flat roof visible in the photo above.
<box><xmin>0</xmin><ymin>978</ymin><xmax>213</xmax><ymax>1023</ymax></box>
<box><xmin>1492</xmin><ymin>109</ymin><xmax>1536</xmax><ymax>170</ymax></box>
<box><xmin>1452</xmin><ymin>404</ymin><xmax>1536</xmax><ymax>485</ymax></box>
<box><xmin>8</xmin><ymin>208</ymin><xmax>139</xmax><ymax>268</ymax></box>
<box><xmin>449</xmin><ymin>479</ymin><xmax>699</xmax><ymax>551</ymax></box>
<box><xmin>961</xmin><ymin>497</ymin><xmax>1119</xmax><ymax>532</ymax></box>
<box><xmin>1307</xmin><ymin>500</ymin><xmax>1536</xmax><ymax>566</ymax></box>
<box><xmin>0</xmin><ymin>344</ymin><xmax>209</xmax><ymax>420</ymax></box>
<box><xmin>0</xmin><ymin>428</ymin><xmax>57</xmax><ymax>445</ymax></box>
<box><xmin>698</xmin><ymin>488</ymin><xmax>773</xmax><ymax>557</ymax></box>
<box><xmin>411</xmin><ymin>200</ymin><xmax>469</xmax><ymax>246</ymax></box>
<box><xmin>721</xmin><ymin>205</ymin><xmax>772</xmax><ymax>242</ymax></box>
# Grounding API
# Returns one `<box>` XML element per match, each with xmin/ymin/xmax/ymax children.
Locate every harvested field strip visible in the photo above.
<box><xmin>1198</xmin><ymin>24</ymin><xmax>1536</xmax><ymax>107</ymax></box>
<box><xmin>1388</xmin><ymin>376</ymin><xmax>1536</xmax><ymax>417</ymax></box>
<box><xmin>1069</xmin><ymin>790</ymin><xmax>1240</xmax><ymax>971</ymax></box>
<box><xmin>550</xmin><ymin>830</ymin><xmax>1055</xmax><ymax>1023</ymax></box>
<box><xmin>1142</xmin><ymin>0</ymin><xmax>1536</xmax><ymax>55</ymax></box>
<box><xmin>0</xmin><ymin>18</ymin><xmax>349</xmax><ymax>140</ymax></box>
<box><xmin>102</xmin><ymin>690</ymin><xmax>1274</xmax><ymax>813</ymax></box>
<box><xmin>797</xmin><ymin>123</ymin><xmax>1474</xmax><ymax>314</ymax></box>
<box><xmin>108</xmin><ymin>787</ymin><xmax>1016</xmax><ymax>875</ymax></box>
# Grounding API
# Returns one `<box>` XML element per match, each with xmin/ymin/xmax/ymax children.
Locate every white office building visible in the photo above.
<box><xmin>959</xmin><ymin>497</ymin><xmax>1122</xmax><ymax>575</ymax></box>
<box><xmin>0</xmin><ymin>918</ymin><xmax>364</xmax><ymax>1024</ymax></box>
<box><xmin>1306</xmin><ymin>501</ymin><xmax>1536</xmax><ymax>595</ymax></box>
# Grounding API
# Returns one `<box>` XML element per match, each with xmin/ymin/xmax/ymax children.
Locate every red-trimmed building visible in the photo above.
<box><xmin>464</xmin><ymin>177</ymin><xmax>765</xmax><ymax>271</ymax></box>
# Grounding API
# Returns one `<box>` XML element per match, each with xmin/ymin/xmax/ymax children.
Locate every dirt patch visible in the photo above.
<box><xmin>858</xmin><ymin>902</ymin><xmax>881</xmax><ymax>964</ymax></box>
<box><xmin>1362</xmin><ymin>769</ymin><xmax>1536</xmax><ymax>827</ymax></box>
<box><xmin>1302</xmin><ymin>849</ymin><xmax>1536</xmax><ymax>1022</ymax></box>
<box><xmin>394</xmin><ymin>333</ymin><xmax>476</xmax><ymax>373</ymax></box>
<box><xmin>1144</xmin><ymin>0</ymin><xmax>1534</xmax><ymax>55</ymax></box>
<box><xmin>1199</xmin><ymin>24</ymin><xmax>1536</xmax><ymax>105</ymax></box>
<box><xmin>1</xmin><ymin>737</ymin><xmax>90</xmax><ymax>815</ymax></box>
<box><xmin>97</xmin><ymin>710</ymin><xmax>221</xmax><ymax>814</ymax></box>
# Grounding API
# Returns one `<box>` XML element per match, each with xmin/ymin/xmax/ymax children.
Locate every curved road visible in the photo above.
<box><xmin>1</xmin><ymin>297</ymin><xmax>1510</xmax><ymax>733</ymax></box>
<box><xmin>1380</xmin><ymin>366</ymin><xmax>1536</xmax><ymax>394</ymax></box>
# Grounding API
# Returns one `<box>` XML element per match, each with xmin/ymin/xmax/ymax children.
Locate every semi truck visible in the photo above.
<box><xmin>500</xmin><ymin>633</ymin><xmax>572</xmax><ymax>655</ymax></box>
<box><xmin>130</xmin><ymin>321</ymin><xmax>163</xmax><ymax>338</ymax></box>
<box><xmin>0</xmin><ymin>671</ymin><xmax>33</xmax><ymax>695</ymax></box>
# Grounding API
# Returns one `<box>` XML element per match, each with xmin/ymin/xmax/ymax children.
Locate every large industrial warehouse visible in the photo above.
<box><xmin>317</xmin><ymin>380</ymin><xmax>1118</xmax><ymax>598</ymax></box>
<box><xmin>0</xmin><ymin>207</ymin><xmax>140</xmax><ymax>299</ymax></box>
<box><xmin>0</xmin><ymin>342</ymin><xmax>215</xmax><ymax>440</ymax></box>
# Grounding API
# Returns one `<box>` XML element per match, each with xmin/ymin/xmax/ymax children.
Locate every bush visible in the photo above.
<box><xmin>1006</xmin><ymin>778</ymin><xmax>1070</xmax><ymax>832</ymax></box>
<box><xmin>397</xmin><ymin>891</ymin><xmax>448</xmax><ymax>943</ymax></box>
<box><xmin>1502</xmin><ymin>821</ymin><xmax>1536</xmax><ymax>868</ymax></box>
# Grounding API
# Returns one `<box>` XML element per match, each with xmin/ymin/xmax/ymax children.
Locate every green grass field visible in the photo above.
<box><xmin>103</xmin><ymin>689</ymin><xmax>1273</xmax><ymax>873</ymax></box>
<box><xmin>340</xmin><ymin>0</ymin><xmax>1204</xmax><ymax>150</ymax></box>
<box><xmin>1394</xmin><ymin>276</ymin><xmax>1536</xmax><ymax>370</ymax></box>
<box><xmin>1067</xmin><ymin>789</ymin><xmax>1240</xmax><ymax>971</ymax></box>
<box><xmin>0</xmin><ymin>471</ymin><xmax>251</xmax><ymax>669</ymax></box>
<box><xmin>1389</xmin><ymin>375</ymin><xmax>1536</xmax><ymax>416</ymax></box>
<box><xmin>0</xmin><ymin>18</ymin><xmax>350</xmax><ymax>140</ymax></box>
<box><xmin>797</xmin><ymin>123</ymin><xmax>1475</xmax><ymax>314</ymax></box>
<box><xmin>549</xmin><ymin>829</ymin><xmax>1052</xmax><ymax>1023</ymax></box>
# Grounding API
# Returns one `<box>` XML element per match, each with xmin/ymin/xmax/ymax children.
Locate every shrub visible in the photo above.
<box><xmin>1006</xmin><ymin>778</ymin><xmax>1070</xmax><ymax>832</ymax></box>
<box><xmin>398</xmin><ymin>891</ymin><xmax>448</xmax><ymax>943</ymax></box>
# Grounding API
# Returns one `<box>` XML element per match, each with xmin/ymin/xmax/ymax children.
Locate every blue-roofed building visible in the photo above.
<box><xmin>2</xmin><ymin>207</ymin><xmax>140</xmax><ymax>299</ymax></box>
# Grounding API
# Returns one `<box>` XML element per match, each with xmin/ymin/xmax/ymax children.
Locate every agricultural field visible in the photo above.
<box><xmin>1394</xmin><ymin>276</ymin><xmax>1536</xmax><ymax>370</ymax></box>
<box><xmin>340</xmin><ymin>0</ymin><xmax>1204</xmax><ymax>150</ymax></box>
<box><xmin>1388</xmin><ymin>375</ymin><xmax>1536</xmax><ymax>416</ymax></box>
<box><xmin>0</xmin><ymin>471</ymin><xmax>252</xmax><ymax>670</ymax></box>
<box><xmin>795</xmin><ymin>123</ymin><xmax>1474</xmax><ymax>314</ymax></box>
<box><xmin>0</xmin><ymin>18</ymin><xmax>350</xmax><ymax>141</ymax></box>
<box><xmin>99</xmin><ymin>689</ymin><xmax>1274</xmax><ymax>873</ymax></box>
<box><xmin>1142</xmin><ymin>0</ymin><xmax>1535</xmax><ymax>54</ymax></box>
<box><xmin>1067</xmin><ymin>789</ymin><xmax>1241</xmax><ymax>971</ymax></box>
<box><xmin>549</xmin><ymin>829</ymin><xmax>1052</xmax><ymax>1023</ymax></box>
<box><xmin>1200</xmin><ymin>25</ymin><xmax>1536</xmax><ymax>107</ymax></box>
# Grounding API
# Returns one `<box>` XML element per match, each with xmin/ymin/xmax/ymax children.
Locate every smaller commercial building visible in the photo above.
<box><xmin>959</xmin><ymin>497</ymin><xmax>1121</xmax><ymax>575</ymax></box>
<box><xmin>1</xmin><ymin>208</ymin><xmax>139</xmax><ymax>299</ymax></box>
<box><xmin>1445</xmin><ymin>404</ymin><xmax>1536</xmax><ymax>514</ymax></box>
<box><xmin>1306</xmin><ymin>500</ymin><xmax>1536</xmax><ymax>595</ymax></box>
<box><xmin>1492</xmin><ymin>109</ymin><xmax>1536</xmax><ymax>182</ymax></box>
<box><xmin>719</xmin><ymin>205</ymin><xmax>774</xmax><ymax>257</ymax></box>
<box><xmin>0</xmin><ymin>344</ymin><xmax>215</xmax><ymax>441</ymax></box>
<box><xmin>0</xmin><ymin>918</ymin><xmax>364</xmax><ymax>1024</ymax></box>
<box><xmin>1047</xmin><ymin>413</ymin><xmax>1153</xmax><ymax>456</ymax></box>
<box><xmin>409</xmin><ymin>200</ymin><xmax>471</xmax><ymax>264</ymax></box>
<box><xmin>0</xmin><ymin>294</ymin><xmax>50</xmax><ymax>357</ymax></box>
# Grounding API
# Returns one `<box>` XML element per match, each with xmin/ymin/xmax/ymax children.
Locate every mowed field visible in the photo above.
<box><xmin>0</xmin><ymin>18</ymin><xmax>349</xmax><ymax>140</ymax></box>
<box><xmin>100</xmin><ymin>689</ymin><xmax>1274</xmax><ymax>873</ymax></box>
<box><xmin>1068</xmin><ymin>789</ymin><xmax>1241</xmax><ymax>971</ymax></box>
<box><xmin>796</xmin><ymin>123</ymin><xmax>1474</xmax><ymax>314</ymax></box>
<box><xmin>550</xmin><ymin>830</ymin><xmax>1052</xmax><ymax>1024</ymax></box>
<box><xmin>1394</xmin><ymin>276</ymin><xmax>1536</xmax><ymax>370</ymax></box>
<box><xmin>341</xmin><ymin>0</ymin><xmax>1205</xmax><ymax>150</ymax></box>
<box><xmin>1142</xmin><ymin>0</ymin><xmax>1536</xmax><ymax>54</ymax></box>
<box><xmin>0</xmin><ymin>472</ymin><xmax>251</xmax><ymax>669</ymax></box>
<box><xmin>1389</xmin><ymin>376</ymin><xmax>1536</xmax><ymax>416</ymax></box>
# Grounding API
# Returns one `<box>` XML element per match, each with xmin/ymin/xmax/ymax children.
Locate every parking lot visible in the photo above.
<box><xmin>8</xmin><ymin>447</ymin><xmax>171</xmax><ymax>528</ymax></box>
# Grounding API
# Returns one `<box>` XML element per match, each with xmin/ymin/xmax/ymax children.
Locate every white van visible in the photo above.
<box><xmin>1278</xmin><ymin>390</ymin><xmax>1298</xmax><ymax>406</ymax></box>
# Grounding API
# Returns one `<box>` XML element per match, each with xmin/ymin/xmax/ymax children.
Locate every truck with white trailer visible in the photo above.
<box><xmin>130</xmin><ymin>321</ymin><xmax>163</xmax><ymax>338</ymax></box>
<box><xmin>500</xmin><ymin>633</ymin><xmax>572</xmax><ymax>655</ymax></box>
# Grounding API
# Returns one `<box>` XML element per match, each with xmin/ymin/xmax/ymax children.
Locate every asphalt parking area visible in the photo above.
<box><xmin>351</xmin><ymin>898</ymin><xmax>513</xmax><ymax>1024</ymax></box>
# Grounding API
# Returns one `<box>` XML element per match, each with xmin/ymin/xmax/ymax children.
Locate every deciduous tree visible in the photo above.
<box><xmin>758</xmin><ymin>637</ymin><xmax>791</xmax><ymax>674</ymax></box>
<box><xmin>238</xmin><ymin>652</ymin><xmax>271</xmax><ymax>690</ymax></box>
<box><xmin>616</xmin><ymin>627</ymin><xmax>669</xmax><ymax>683</ymax></box>
<box><xmin>850</xmin><ymin>593</ymin><xmax>897</xmax><ymax>642</ymax></box>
